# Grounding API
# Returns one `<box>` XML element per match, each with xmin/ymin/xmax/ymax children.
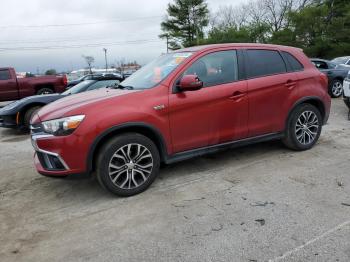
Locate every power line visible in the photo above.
<box><xmin>0</xmin><ymin>39</ymin><xmax>164</xmax><ymax>52</ymax></box>
<box><xmin>0</xmin><ymin>16</ymin><xmax>163</xmax><ymax>29</ymax></box>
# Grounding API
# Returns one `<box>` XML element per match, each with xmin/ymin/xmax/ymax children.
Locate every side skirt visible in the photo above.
<box><xmin>164</xmin><ymin>132</ymin><xmax>284</xmax><ymax>164</ymax></box>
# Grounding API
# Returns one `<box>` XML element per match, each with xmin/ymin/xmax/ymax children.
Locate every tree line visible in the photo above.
<box><xmin>160</xmin><ymin>0</ymin><xmax>350</xmax><ymax>59</ymax></box>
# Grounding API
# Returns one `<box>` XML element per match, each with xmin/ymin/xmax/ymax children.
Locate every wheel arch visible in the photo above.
<box><xmin>18</xmin><ymin>103</ymin><xmax>45</xmax><ymax>125</ymax></box>
<box><xmin>34</xmin><ymin>84</ymin><xmax>54</xmax><ymax>93</ymax></box>
<box><xmin>87</xmin><ymin>122</ymin><xmax>169</xmax><ymax>173</ymax></box>
<box><xmin>286</xmin><ymin>96</ymin><xmax>326</xmax><ymax>128</ymax></box>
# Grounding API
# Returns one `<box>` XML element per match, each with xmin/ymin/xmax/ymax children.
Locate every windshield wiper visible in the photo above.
<box><xmin>114</xmin><ymin>84</ymin><xmax>134</xmax><ymax>90</ymax></box>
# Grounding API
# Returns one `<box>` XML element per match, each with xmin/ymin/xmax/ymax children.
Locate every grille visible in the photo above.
<box><xmin>37</xmin><ymin>152</ymin><xmax>66</xmax><ymax>171</ymax></box>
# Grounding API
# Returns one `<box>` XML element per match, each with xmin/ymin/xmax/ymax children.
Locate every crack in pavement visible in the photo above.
<box><xmin>268</xmin><ymin>220</ymin><xmax>350</xmax><ymax>261</ymax></box>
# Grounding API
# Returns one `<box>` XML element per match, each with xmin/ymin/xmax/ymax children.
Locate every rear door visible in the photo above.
<box><xmin>245</xmin><ymin>49</ymin><xmax>299</xmax><ymax>137</ymax></box>
<box><xmin>0</xmin><ymin>69</ymin><xmax>18</xmax><ymax>101</ymax></box>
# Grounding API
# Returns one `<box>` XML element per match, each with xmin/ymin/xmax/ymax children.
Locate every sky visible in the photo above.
<box><xmin>0</xmin><ymin>0</ymin><xmax>247</xmax><ymax>73</ymax></box>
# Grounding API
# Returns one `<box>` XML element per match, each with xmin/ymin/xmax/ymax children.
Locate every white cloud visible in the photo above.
<box><xmin>0</xmin><ymin>0</ymin><xmax>247</xmax><ymax>72</ymax></box>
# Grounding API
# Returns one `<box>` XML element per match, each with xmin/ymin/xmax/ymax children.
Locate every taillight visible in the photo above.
<box><xmin>62</xmin><ymin>75</ymin><xmax>68</xmax><ymax>86</ymax></box>
<box><xmin>320</xmin><ymin>72</ymin><xmax>328</xmax><ymax>90</ymax></box>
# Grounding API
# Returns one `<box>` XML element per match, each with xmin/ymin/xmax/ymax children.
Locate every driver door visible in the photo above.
<box><xmin>169</xmin><ymin>50</ymin><xmax>248</xmax><ymax>153</ymax></box>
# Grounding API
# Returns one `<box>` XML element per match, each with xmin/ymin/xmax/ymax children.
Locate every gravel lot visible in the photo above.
<box><xmin>0</xmin><ymin>98</ymin><xmax>350</xmax><ymax>262</ymax></box>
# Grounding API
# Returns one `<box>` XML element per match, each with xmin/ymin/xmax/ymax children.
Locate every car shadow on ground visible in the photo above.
<box><xmin>34</xmin><ymin>140</ymin><xmax>287</xmax><ymax>201</ymax></box>
<box><xmin>0</xmin><ymin>129</ymin><xmax>29</xmax><ymax>142</ymax></box>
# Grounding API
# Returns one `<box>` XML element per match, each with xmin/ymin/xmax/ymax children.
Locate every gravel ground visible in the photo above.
<box><xmin>0</xmin><ymin>98</ymin><xmax>349</xmax><ymax>262</ymax></box>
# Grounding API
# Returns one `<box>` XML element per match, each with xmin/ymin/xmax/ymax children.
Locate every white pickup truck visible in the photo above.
<box><xmin>343</xmin><ymin>71</ymin><xmax>350</xmax><ymax>112</ymax></box>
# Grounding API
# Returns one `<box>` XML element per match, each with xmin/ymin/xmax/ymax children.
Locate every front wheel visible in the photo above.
<box><xmin>282</xmin><ymin>104</ymin><xmax>322</xmax><ymax>151</ymax></box>
<box><xmin>23</xmin><ymin>106</ymin><xmax>42</xmax><ymax>129</ymax></box>
<box><xmin>96</xmin><ymin>133</ymin><xmax>160</xmax><ymax>197</ymax></box>
<box><xmin>329</xmin><ymin>79</ymin><xmax>343</xmax><ymax>98</ymax></box>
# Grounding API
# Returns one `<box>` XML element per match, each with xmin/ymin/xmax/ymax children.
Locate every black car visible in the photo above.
<box><xmin>67</xmin><ymin>73</ymin><xmax>124</xmax><ymax>88</ymax></box>
<box><xmin>311</xmin><ymin>58</ymin><xmax>349</xmax><ymax>98</ymax></box>
<box><xmin>0</xmin><ymin>77</ymin><xmax>122</xmax><ymax>130</ymax></box>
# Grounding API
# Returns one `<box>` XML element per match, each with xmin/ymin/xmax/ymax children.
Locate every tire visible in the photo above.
<box><xmin>329</xmin><ymin>79</ymin><xmax>343</xmax><ymax>98</ymax></box>
<box><xmin>36</xmin><ymin>88</ymin><xmax>53</xmax><ymax>95</ymax></box>
<box><xmin>282</xmin><ymin>104</ymin><xmax>322</xmax><ymax>151</ymax></box>
<box><xmin>96</xmin><ymin>133</ymin><xmax>160</xmax><ymax>197</ymax></box>
<box><xmin>23</xmin><ymin>106</ymin><xmax>42</xmax><ymax>129</ymax></box>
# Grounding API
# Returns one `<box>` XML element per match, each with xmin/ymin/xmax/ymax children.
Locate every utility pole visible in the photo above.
<box><xmin>103</xmin><ymin>48</ymin><xmax>108</xmax><ymax>72</ymax></box>
<box><xmin>166</xmin><ymin>34</ymin><xmax>169</xmax><ymax>53</ymax></box>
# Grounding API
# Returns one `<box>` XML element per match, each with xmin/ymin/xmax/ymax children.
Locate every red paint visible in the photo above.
<box><xmin>31</xmin><ymin>44</ymin><xmax>331</xmax><ymax>176</ymax></box>
<box><xmin>0</xmin><ymin>67</ymin><xmax>67</xmax><ymax>101</ymax></box>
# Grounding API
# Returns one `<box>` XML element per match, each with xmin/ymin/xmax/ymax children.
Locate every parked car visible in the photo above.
<box><xmin>343</xmin><ymin>71</ymin><xmax>350</xmax><ymax>109</ymax></box>
<box><xmin>0</xmin><ymin>76</ymin><xmax>123</xmax><ymax>130</ymax></box>
<box><xmin>30</xmin><ymin>43</ymin><xmax>330</xmax><ymax>197</ymax></box>
<box><xmin>0</xmin><ymin>67</ymin><xmax>67</xmax><ymax>102</ymax></box>
<box><xmin>331</xmin><ymin>56</ymin><xmax>350</xmax><ymax>69</ymax></box>
<box><xmin>67</xmin><ymin>73</ymin><xmax>123</xmax><ymax>88</ymax></box>
<box><xmin>311</xmin><ymin>58</ymin><xmax>348</xmax><ymax>98</ymax></box>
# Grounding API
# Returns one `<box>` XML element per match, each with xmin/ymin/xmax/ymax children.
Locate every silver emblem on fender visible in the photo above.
<box><xmin>153</xmin><ymin>104</ymin><xmax>165</xmax><ymax>110</ymax></box>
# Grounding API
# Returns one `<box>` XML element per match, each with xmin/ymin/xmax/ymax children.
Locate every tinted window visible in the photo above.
<box><xmin>283</xmin><ymin>52</ymin><xmax>304</xmax><ymax>71</ymax></box>
<box><xmin>247</xmin><ymin>50</ymin><xmax>286</xmax><ymax>78</ymax></box>
<box><xmin>184</xmin><ymin>50</ymin><xmax>238</xmax><ymax>87</ymax></box>
<box><xmin>312</xmin><ymin>60</ymin><xmax>328</xmax><ymax>69</ymax></box>
<box><xmin>0</xmin><ymin>70</ymin><xmax>11</xmax><ymax>80</ymax></box>
<box><xmin>87</xmin><ymin>80</ymin><xmax>120</xmax><ymax>90</ymax></box>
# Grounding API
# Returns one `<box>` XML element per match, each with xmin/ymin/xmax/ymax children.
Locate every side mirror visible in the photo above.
<box><xmin>178</xmin><ymin>75</ymin><xmax>203</xmax><ymax>91</ymax></box>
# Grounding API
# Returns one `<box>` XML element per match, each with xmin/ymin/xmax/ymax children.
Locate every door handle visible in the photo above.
<box><xmin>229</xmin><ymin>91</ymin><xmax>246</xmax><ymax>100</ymax></box>
<box><xmin>285</xmin><ymin>80</ymin><xmax>296</xmax><ymax>89</ymax></box>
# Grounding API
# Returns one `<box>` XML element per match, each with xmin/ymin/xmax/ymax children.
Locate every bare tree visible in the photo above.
<box><xmin>82</xmin><ymin>55</ymin><xmax>95</xmax><ymax>74</ymax></box>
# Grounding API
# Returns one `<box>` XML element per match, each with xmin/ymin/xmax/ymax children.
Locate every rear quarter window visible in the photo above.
<box><xmin>246</xmin><ymin>50</ymin><xmax>286</xmax><ymax>78</ymax></box>
<box><xmin>282</xmin><ymin>51</ymin><xmax>304</xmax><ymax>71</ymax></box>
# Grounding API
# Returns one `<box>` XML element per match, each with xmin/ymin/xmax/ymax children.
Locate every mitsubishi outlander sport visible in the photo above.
<box><xmin>30</xmin><ymin>44</ymin><xmax>331</xmax><ymax>196</ymax></box>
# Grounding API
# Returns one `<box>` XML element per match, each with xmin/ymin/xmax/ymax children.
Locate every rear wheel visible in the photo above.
<box><xmin>23</xmin><ymin>106</ymin><xmax>42</xmax><ymax>129</ymax></box>
<box><xmin>96</xmin><ymin>133</ymin><xmax>160</xmax><ymax>197</ymax></box>
<box><xmin>36</xmin><ymin>88</ymin><xmax>53</xmax><ymax>95</ymax></box>
<box><xmin>283</xmin><ymin>104</ymin><xmax>322</xmax><ymax>151</ymax></box>
<box><xmin>329</xmin><ymin>79</ymin><xmax>343</xmax><ymax>98</ymax></box>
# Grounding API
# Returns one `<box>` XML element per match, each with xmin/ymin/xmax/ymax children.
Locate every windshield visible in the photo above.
<box><xmin>120</xmin><ymin>52</ymin><xmax>193</xmax><ymax>89</ymax></box>
<box><xmin>62</xmin><ymin>80</ymin><xmax>95</xmax><ymax>95</ymax></box>
<box><xmin>332</xmin><ymin>57</ymin><xmax>349</xmax><ymax>64</ymax></box>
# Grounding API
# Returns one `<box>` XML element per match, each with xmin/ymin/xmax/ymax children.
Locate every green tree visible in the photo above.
<box><xmin>160</xmin><ymin>0</ymin><xmax>209</xmax><ymax>49</ymax></box>
<box><xmin>45</xmin><ymin>69</ymin><xmax>57</xmax><ymax>75</ymax></box>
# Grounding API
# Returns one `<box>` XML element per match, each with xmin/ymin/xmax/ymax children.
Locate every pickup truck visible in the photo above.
<box><xmin>0</xmin><ymin>67</ymin><xmax>67</xmax><ymax>102</ymax></box>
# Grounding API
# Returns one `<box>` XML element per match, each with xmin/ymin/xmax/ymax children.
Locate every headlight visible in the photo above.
<box><xmin>41</xmin><ymin>115</ymin><xmax>85</xmax><ymax>136</ymax></box>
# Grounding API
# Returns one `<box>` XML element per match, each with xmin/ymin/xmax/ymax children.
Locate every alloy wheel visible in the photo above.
<box><xmin>108</xmin><ymin>143</ymin><xmax>153</xmax><ymax>189</ymax></box>
<box><xmin>332</xmin><ymin>81</ymin><xmax>343</xmax><ymax>97</ymax></box>
<box><xmin>295</xmin><ymin>111</ymin><xmax>319</xmax><ymax>145</ymax></box>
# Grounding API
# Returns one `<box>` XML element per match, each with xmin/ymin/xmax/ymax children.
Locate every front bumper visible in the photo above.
<box><xmin>0</xmin><ymin>114</ymin><xmax>18</xmax><ymax>128</ymax></box>
<box><xmin>31</xmin><ymin>130</ymin><xmax>89</xmax><ymax>176</ymax></box>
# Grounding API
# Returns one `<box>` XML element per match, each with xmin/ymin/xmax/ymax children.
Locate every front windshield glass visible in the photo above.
<box><xmin>120</xmin><ymin>52</ymin><xmax>193</xmax><ymax>89</ymax></box>
<box><xmin>332</xmin><ymin>57</ymin><xmax>348</xmax><ymax>64</ymax></box>
<box><xmin>62</xmin><ymin>80</ymin><xmax>95</xmax><ymax>95</ymax></box>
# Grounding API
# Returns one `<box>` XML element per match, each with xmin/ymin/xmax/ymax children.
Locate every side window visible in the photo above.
<box><xmin>87</xmin><ymin>80</ymin><xmax>120</xmax><ymax>90</ymax></box>
<box><xmin>282</xmin><ymin>52</ymin><xmax>304</xmax><ymax>71</ymax></box>
<box><xmin>184</xmin><ymin>50</ymin><xmax>238</xmax><ymax>87</ymax></box>
<box><xmin>0</xmin><ymin>70</ymin><xmax>11</xmax><ymax>80</ymax></box>
<box><xmin>246</xmin><ymin>50</ymin><xmax>286</xmax><ymax>78</ymax></box>
<box><xmin>313</xmin><ymin>61</ymin><xmax>328</xmax><ymax>69</ymax></box>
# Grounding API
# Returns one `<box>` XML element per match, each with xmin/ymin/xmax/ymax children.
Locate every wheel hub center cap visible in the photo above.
<box><xmin>126</xmin><ymin>161</ymin><xmax>135</xmax><ymax>170</ymax></box>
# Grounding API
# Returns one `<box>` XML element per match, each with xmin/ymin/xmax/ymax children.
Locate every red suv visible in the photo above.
<box><xmin>30</xmin><ymin>44</ymin><xmax>330</xmax><ymax>196</ymax></box>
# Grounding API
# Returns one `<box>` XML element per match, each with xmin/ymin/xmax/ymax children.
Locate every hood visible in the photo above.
<box><xmin>36</xmin><ymin>88</ymin><xmax>139</xmax><ymax>122</ymax></box>
<box><xmin>0</xmin><ymin>94</ymin><xmax>61</xmax><ymax>114</ymax></box>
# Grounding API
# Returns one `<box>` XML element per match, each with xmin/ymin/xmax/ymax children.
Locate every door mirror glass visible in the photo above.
<box><xmin>178</xmin><ymin>75</ymin><xmax>203</xmax><ymax>91</ymax></box>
